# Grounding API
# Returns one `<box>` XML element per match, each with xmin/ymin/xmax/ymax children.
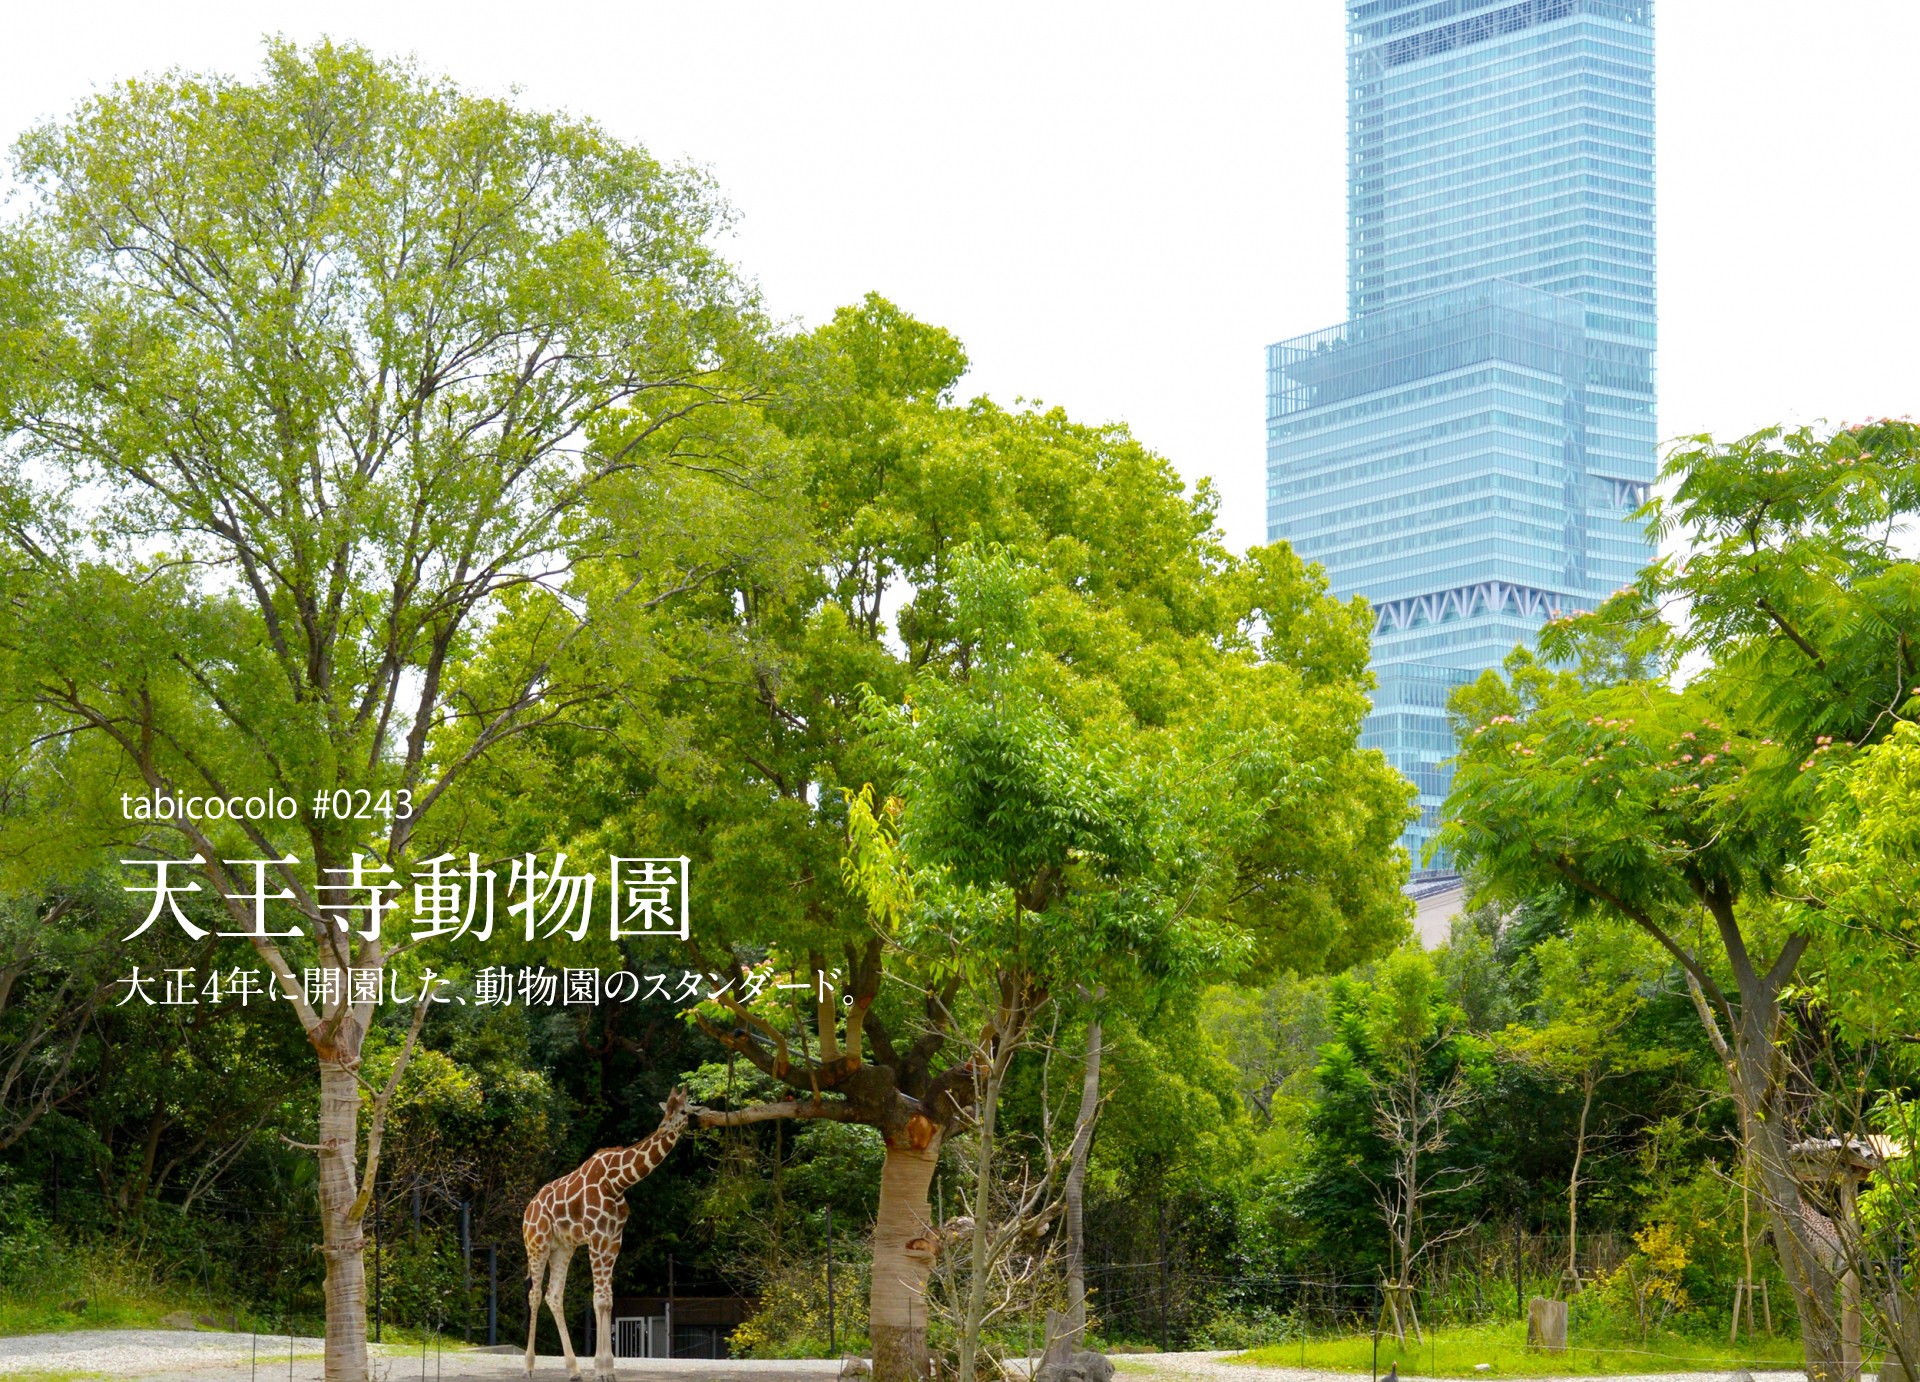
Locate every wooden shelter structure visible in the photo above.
<box><xmin>1788</xmin><ymin>1134</ymin><xmax>1908</xmax><ymax>1382</ymax></box>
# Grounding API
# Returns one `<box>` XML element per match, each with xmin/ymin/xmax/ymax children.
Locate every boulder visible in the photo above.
<box><xmin>1034</xmin><ymin>1351</ymin><xmax>1114</xmax><ymax>1382</ymax></box>
<box><xmin>839</xmin><ymin>1356</ymin><xmax>871</xmax><ymax>1378</ymax></box>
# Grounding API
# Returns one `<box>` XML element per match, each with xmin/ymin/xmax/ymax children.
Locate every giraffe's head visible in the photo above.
<box><xmin>658</xmin><ymin>1086</ymin><xmax>690</xmax><ymax>1137</ymax></box>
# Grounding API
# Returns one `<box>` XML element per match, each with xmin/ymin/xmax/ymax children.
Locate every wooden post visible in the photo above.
<box><xmin>1730</xmin><ymin>1153</ymin><xmax>1758</xmax><ymax>1345</ymax></box>
<box><xmin>1380</xmin><ymin>1281</ymin><xmax>1421</xmax><ymax>1346</ymax></box>
<box><xmin>1730</xmin><ymin>1279</ymin><xmax>1770</xmax><ymax>1343</ymax></box>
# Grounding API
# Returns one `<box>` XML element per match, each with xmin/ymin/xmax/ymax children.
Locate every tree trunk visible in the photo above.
<box><xmin>1048</xmin><ymin>1012</ymin><xmax>1102</xmax><ymax>1363</ymax></box>
<box><xmin>1400</xmin><ymin>1059</ymin><xmax>1419</xmax><ymax>1293</ymax></box>
<box><xmin>871</xmin><ymin>1131</ymin><xmax>943</xmax><ymax>1382</ymax></box>
<box><xmin>1747</xmin><ymin>1101</ymin><xmax>1842</xmax><ymax>1379</ymax></box>
<box><xmin>317</xmin><ymin>1041</ymin><xmax>370</xmax><ymax>1382</ymax></box>
<box><xmin>1568</xmin><ymin>1075</ymin><xmax>1593</xmax><ymax>1290</ymax></box>
<box><xmin>1680</xmin><ymin>911</ymin><xmax>1841</xmax><ymax>1382</ymax></box>
<box><xmin>957</xmin><ymin>1060</ymin><xmax>1006</xmax><ymax>1382</ymax></box>
<box><xmin>1731</xmin><ymin>1000</ymin><xmax>1842</xmax><ymax>1381</ymax></box>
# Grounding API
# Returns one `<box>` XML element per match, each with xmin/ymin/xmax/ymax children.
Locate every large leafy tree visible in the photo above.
<box><xmin>1441</xmin><ymin>420</ymin><xmax>1920</xmax><ymax>1381</ymax></box>
<box><xmin>0</xmin><ymin>43</ymin><xmax>761</xmax><ymax>1381</ymax></box>
<box><xmin>506</xmin><ymin>298</ymin><xmax>1414</xmax><ymax>1381</ymax></box>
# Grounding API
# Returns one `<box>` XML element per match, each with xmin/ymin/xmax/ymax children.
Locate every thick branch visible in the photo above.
<box><xmin>689</xmin><ymin>1099</ymin><xmax>869</xmax><ymax>1128</ymax></box>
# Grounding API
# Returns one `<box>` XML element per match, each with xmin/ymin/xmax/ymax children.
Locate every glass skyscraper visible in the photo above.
<box><xmin>1266</xmin><ymin>0</ymin><xmax>1655</xmax><ymax>861</ymax></box>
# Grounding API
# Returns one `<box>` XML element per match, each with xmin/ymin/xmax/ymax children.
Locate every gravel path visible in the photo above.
<box><xmin>0</xmin><ymin>1329</ymin><xmax>324</xmax><ymax>1378</ymax></box>
<box><xmin>0</xmin><ymin>1330</ymin><xmax>848</xmax><ymax>1382</ymax></box>
<box><xmin>0</xmin><ymin>1334</ymin><xmax>1847</xmax><ymax>1382</ymax></box>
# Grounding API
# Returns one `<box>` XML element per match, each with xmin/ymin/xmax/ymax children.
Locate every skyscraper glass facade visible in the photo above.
<box><xmin>1267</xmin><ymin>0</ymin><xmax>1655</xmax><ymax>860</ymax></box>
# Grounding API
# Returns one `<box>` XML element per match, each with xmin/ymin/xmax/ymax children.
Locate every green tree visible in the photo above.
<box><xmin>1303</xmin><ymin>949</ymin><xmax>1489</xmax><ymax>1339</ymax></box>
<box><xmin>1496</xmin><ymin>920</ymin><xmax>1682</xmax><ymax>1289</ymax></box>
<box><xmin>1441</xmin><ymin>618</ymin><xmax>1839</xmax><ymax>1364</ymax></box>
<box><xmin>863</xmin><ymin>544</ymin><xmax>1286</xmax><ymax>1382</ymax></box>
<box><xmin>0</xmin><ymin>42</ymin><xmax>757</xmax><ymax>1380</ymax></box>
<box><xmin>534</xmin><ymin>299</ymin><xmax>1412</xmax><ymax>1382</ymax></box>
<box><xmin>1441</xmin><ymin>418</ymin><xmax>1920</xmax><ymax>1380</ymax></box>
<box><xmin>1789</xmin><ymin>721</ymin><xmax>1920</xmax><ymax>1379</ymax></box>
<box><xmin>474</xmin><ymin>293</ymin><xmax>1405</xmax><ymax>1382</ymax></box>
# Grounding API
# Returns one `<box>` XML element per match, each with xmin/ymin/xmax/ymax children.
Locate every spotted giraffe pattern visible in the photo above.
<box><xmin>524</xmin><ymin>1088</ymin><xmax>689</xmax><ymax>1379</ymax></box>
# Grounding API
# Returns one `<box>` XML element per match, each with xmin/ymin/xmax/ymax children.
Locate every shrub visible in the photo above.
<box><xmin>1192</xmin><ymin>1306</ymin><xmax>1300</xmax><ymax>1349</ymax></box>
<box><xmin>729</xmin><ymin>1258</ymin><xmax>868</xmax><ymax>1359</ymax></box>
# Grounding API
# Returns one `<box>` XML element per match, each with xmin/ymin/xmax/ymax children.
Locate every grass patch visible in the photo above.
<box><xmin>1235</xmin><ymin>1320</ymin><xmax>1813</xmax><ymax>1376</ymax></box>
<box><xmin>0</xmin><ymin>1292</ymin><xmax>207</xmax><ymax>1337</ymax></box>
<box><xmin>0</xmin><ymin>1224</ymin><xmax>292</xmax><ymax>1338</ymax></box>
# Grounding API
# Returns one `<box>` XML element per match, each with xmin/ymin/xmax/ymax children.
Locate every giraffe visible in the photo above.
<box><xmin>523</xmin><ymin>1087</ymin><xmax>691</xmax><ymax>1379</ymax></box>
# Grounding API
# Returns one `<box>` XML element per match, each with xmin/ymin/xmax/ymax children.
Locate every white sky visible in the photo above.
<box><xmin>5</xmin><ymin>1</ymin><xmax>1917</xmax><ymax>554</ymax></box>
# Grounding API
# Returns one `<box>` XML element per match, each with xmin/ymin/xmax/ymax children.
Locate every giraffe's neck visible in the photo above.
<box><xmin>605</xmin><ymin>1124</ymin><xmax>682</xmax><ymax>1194</ymax></box>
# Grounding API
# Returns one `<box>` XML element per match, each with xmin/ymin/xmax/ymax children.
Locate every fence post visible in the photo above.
<box><xmin>374</xmin><ymin>1172</ymin><xmax>382</xmax><ymax>1343</ymax></box>
<box><xmin>1513</xmin><ymin>1218</ymin><xmax>1524</xmax><ymax>1320</ymax></box>
<box><xmin>461</xmin><ymin>1201</ymin><xmax>472</xmax><ymax>1343</ymax></box>
<box><xmin>1372</xmin><ymin>1282</ymin><xmax>1385</xmax><ymax>1382</ymax></box>
<box><xmin>488</xmin><ymin>1245</ymin><xmax>498</xmax><ymax>1347</ymax></box>
<box><xmin>668</xmin><ymin>1251</ymin><xmax>677</xmax><ymax>1360</ymax></box>
<box><xmin>1157</xmin><ymin>1198</ymin><xmax>1169</xmax><ymax>1352</ymax></box>
<box><xmin>825</xmin><ymin>1206</ymin><xmax>835</xmax><ymax>1356</ymax></box>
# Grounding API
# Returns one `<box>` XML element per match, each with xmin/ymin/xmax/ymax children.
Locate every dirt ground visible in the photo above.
<box><xmin>0</xmin><ymin>1332</ymin><xmax>1835</xmax><ymax>1382</ymax></box>
<box><xmin>0</xmin><ymin>1330</ymin><xmax>841</xmax><ymax>1382</ymax></box>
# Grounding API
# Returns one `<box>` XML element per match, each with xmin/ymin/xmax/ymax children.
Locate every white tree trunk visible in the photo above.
<box><xmin>317</xmin><ymin>1051</ymin><xmax>370</xmax><ymax>1382</ymax></box>
<box><xmin>871</xmin><ymin>1134</ymin><xmax>943</xmax><ymax>1382</ymax></box>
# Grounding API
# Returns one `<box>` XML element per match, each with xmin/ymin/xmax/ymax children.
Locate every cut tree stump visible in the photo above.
<box><xmin>1527</xmin><ymin>1296</ymin><xmax>1568</xmax><ymax>1353</ymax></box>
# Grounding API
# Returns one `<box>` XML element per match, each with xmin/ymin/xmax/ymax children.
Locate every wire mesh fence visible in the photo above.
<box><xmin>10</xmin><ymin>1175</ymin><xmax>1877</xmax><ymax>1372</ymax></box>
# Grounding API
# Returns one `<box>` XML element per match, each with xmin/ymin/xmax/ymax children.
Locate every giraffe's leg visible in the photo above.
<box><xmin>546</xmin><ymin>1242</ymin><xmax>582</xmax><ymax>1379</ymax></box>
<box><xmin>525</xmin><ymin>1246</ymin><xmax>549</xmax><ymax>1376</ymax></box>
<box><xmin>589</xmin><ymin>1239</ymin><xmax>619</xmax><ymax>1379</ymax></box>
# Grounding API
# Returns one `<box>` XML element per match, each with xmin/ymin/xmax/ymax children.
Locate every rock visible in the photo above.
<box><xmin>839</xmin><ymin>1356</ymin><xmax>871</xmax><ymax>1378</ymax></box>
<box><xmin>1526</xmin><ymin>1296</ymin><xmax>1568</xmax><ymax>1353</ymax></box>
<box><xmin>1034</xmin><ymin>1351</ymin><xmax>1114</xmax><ymax>1382</ymax></box>
<box><xmin>162</xmin><ymin>1310</ymin><xmax>197</xmax><ymax>1330</ymax></box>
<box><xmin>1474</xmin><ymin>1366</ymin><xmax>1492</xmax><ymax>1373</ymax></box>
<box><xmin>63</xmin><ymin>1299</ymin><xmax>87</xmax><ymax>1314</ymax></box>
<box><xmin>1724</xmin><ymin>1371</ymin><xmax>1755</xmax><ymax>1382</ymax></box>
